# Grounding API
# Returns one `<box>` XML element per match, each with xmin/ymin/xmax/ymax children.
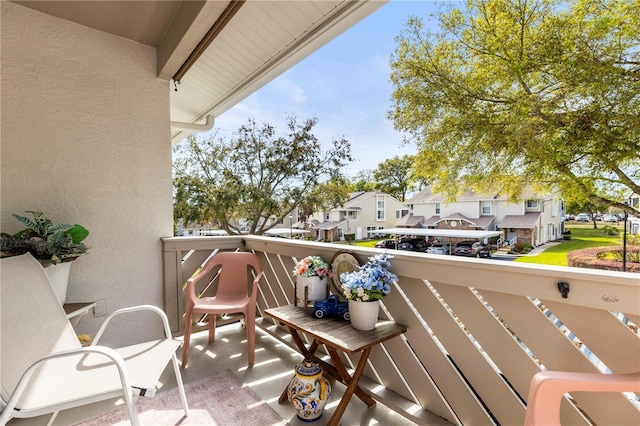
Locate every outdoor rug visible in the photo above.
<box><xmin>76</xmin><ymin>369</ymin><xmax>287</xmax><ymax>425</ymax></box>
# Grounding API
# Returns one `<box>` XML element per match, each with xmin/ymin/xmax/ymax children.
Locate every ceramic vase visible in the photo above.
<box><xmin>44</xmin><ymin>262</ymin><xmax>72</xmax><ymax>305</ymax></box>
<box><xmin>287</xmin><ymin>358</ymin><xmax>331</xmax><ymax>422</ymax></box>
<box><xmin>296</xmin><ymin>276</ymin><xmax>327</xmax><ymax>303</ymax></box>
<box><xmin>348</xmin><ymin>299</ymin><xmax>380</xmax><ymax>331</ymax></box>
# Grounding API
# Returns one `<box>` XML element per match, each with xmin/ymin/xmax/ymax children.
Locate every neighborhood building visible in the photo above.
<box><xmin>405</xmin><ymin>186</ymin><xmax>565</xmax><ymax>247</ymax></box>
<box><xmin>306</xmin><ymin>191</ymin><xmax>407</xmax><ymax>242</ymax></box>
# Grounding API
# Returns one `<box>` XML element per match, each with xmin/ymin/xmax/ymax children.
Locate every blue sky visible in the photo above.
<box><xmin>209</xmin><ymin>1</ymin><xmax>451</xmax><ymax>177</ymax></box>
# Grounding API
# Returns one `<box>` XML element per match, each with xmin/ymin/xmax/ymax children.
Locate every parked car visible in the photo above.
<box><xmin>397</xmin><ymin>238</ymin><xmax>429</xmax><ymax>252</ymax></box>
<box><xmin>313</xmin><ymin>295</ymin><xmax>350</xmax><ymax>320</ymax></box>
<box><xmin>374</xmin><ymin>239</ymin><xmax>397</xmax><ymax>249</ymax></box>
<box><xmin>565</xmin><ymin>214</ymin><xmax>575</xmax><ymax>221</ymax></box>
<box><xmin>454</xmin><ymin>240</ymin><xmax>492</xmax><ymax>258</ymax></box>
<box><xmin>602</xmin><ymin>214</ymin><xmax>618</xmax><ymax>223</ymax></box>
<box><xmin>426</xmin><ymin>243</ymin><xmax>452</xmax><ymax>255</ymax></box>
<box><xmin>576</xmin><ymin>213</ymin><xmax>590</xmax><ymax>222</ymax></box>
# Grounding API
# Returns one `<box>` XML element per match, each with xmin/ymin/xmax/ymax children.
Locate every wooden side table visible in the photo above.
<box><xmin>63</xmin><ymin>302</ymin><xmax>96</xmax><ymax>327</ymax></box>
<box><xmin>264</xmin><ymin>304</ymin><xmax>406</xmax><ymax>426</ymax></box>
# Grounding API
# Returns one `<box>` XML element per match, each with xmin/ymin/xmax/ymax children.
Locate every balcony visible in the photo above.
<box><xmin>10</xmin><ymin>236</ymin><xmax>637</xmax><ymax>425</ymax></box>
<box><xmin>158</xmin><ymin>235</ymin><xmax>639</xmax><ymax>425</ymax></box>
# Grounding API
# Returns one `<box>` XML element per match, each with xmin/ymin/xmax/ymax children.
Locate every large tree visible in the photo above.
<box><xmin>173</xmin><ymin>116</ymin><xmax>352</xmax><ymax>234</ymax></box>
<box><xmin>372</xmin><ymin>155</ymin><xmax>418</xmax><ymax>201</ymax></box>
<box><xmin>390</xmin><ymin>0</ymin><xmax>639</xmax><ymax>214</ymax></box>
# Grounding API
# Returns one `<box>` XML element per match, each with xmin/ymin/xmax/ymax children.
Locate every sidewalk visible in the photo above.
<box><xmin>496</xmin><ymin>241</ymin><xmax>561</xmax><ymax>257</ymax></box>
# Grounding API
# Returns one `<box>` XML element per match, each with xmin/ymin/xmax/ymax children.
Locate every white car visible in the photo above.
<box><xmin>602</xmin><ymin>214</ymin><xmax>618</xmax><ymax>222</ymax></box>
<box><xmin>426</xmin><ymin>243</ymin><xmax>452</xmax><ymax>255</ymax></box>
<box><xmin>576</xmin><ymin>213</ymin><xmax>590</xmax><ymax>222</ymax></box>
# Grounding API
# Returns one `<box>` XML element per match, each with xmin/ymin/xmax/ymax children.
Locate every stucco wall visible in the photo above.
<box><xmin>1</xmin><ymin>2</ymin><xmax>173</xmax><ymax>343</ymax></box>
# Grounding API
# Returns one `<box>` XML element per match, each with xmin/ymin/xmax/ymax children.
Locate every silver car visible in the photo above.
<box><xmin>426</xmin><ymin>243</ymin><xmax>452</xmax><ymax>255</ymax></box>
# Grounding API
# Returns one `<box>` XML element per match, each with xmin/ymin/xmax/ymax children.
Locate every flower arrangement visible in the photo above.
<box><xmin>292</xmin><ymin>255</ymin><xmax>333</xmax><ymax>279</ymax></box>
<box><xmin>340</xmin><ymin>254</ymin><xmax>397</xmax><ymax>302</ymax></box>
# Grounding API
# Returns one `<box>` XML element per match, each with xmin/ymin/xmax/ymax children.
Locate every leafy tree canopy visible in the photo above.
<box><xmin>173</xmin><ymin>116</ymin><xmax>353</xmax><ymax>234</ymax></box>
<box><xmin>372</xmin><ymin>155</ymin><xmax>418</xmax><ymax>201</ymax></box>
<box><xmin>390</xmin><ymin>0</ymin><xmax>639</xmax><ymax>214</ymax></box>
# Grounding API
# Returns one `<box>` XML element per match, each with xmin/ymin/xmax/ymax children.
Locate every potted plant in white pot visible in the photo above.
<box><xmin>292</xmin><ymin>255</ymin><xmax>333</xmax><ymax>306</ymax></box>
<box><xmin>1</xmin><ymin>211</ymin><xmax>89</xmax><ymax>304</ymax></box>
<box><xmin>340</xmin><ymin>254</ymin><xmax>397</xmax><ymax>330</ymax></box>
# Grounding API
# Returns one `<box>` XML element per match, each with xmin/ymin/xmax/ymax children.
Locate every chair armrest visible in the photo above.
<box><xmin>524</xmin><ymin>371</ymin><xmax>640</xmax><ymax>426</ymax></box>
<box><xmin>3</xmin><ymin>346</ymin><xmax>133</xmax><ymax>418</ymax></box>
<box><xmin>93</xmin><ymin>305</ymin><xmax>173</xmax><ymax>344</ymax></box>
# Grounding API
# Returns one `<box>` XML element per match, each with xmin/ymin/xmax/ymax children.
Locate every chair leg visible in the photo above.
<box><xmin>246</xmin><ymin>311</ymin><xmax>256</xmax><ymax>367</ymax></box>
<box><xmin>181</xmin><ymin>308</ymin><xmax>192</xmax><ymax>368</ymax></box>
<box><xmin>171</xmin><ymin>353</ymin><xmax>190</xmax><ymax>417</ymax></box>
<box><xmin>208</xmin><ymin>314</ymin><xmax>217</xmax><ymax>343</ymax></box>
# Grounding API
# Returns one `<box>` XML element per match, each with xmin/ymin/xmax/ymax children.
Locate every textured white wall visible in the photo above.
<box><xmin>1</xmin><ymin>2</ymin><xmax>173</xmax><ymax>343</ymax></box>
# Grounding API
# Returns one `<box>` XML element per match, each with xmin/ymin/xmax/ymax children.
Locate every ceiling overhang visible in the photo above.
<box><xmin>13</xmin><ymin>0</ymin><xmax>388</xmax><ymax>145</ymax></box>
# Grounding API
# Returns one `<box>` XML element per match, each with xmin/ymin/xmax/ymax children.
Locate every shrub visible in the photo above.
<box><xmin>602</xmin><ymin>225</ymin><xmax>619</xmax><ymax>236</ymax></box>
<box><xmin>567</xmin><ymin>246</ymin><xmax>640</xmax><ymax>272</ymax></box>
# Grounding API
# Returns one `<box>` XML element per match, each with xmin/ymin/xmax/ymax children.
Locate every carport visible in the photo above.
<box><xmin>368</xmin><ymin>228</ymin><xmax>502</xmax><ymax>253</ymax></box>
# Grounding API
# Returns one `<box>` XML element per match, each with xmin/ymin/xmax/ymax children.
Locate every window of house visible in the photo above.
<box><xmin>481</xmin><ymin>201</ymin><xmax>491</xmax><ymax>215</ymax></box>
<box><xmin>435</xmin><ymin>202</ymin><xmax>441</xmax><ymax>215</ymax></box>
<box><xmin>376</xmin><ymin>197</ymin><xmax>385</xmax><ymax>220</ymax></box>
<box><xmin>347</xmin><ymin>211</ymin><xmax>357</xmax><ymax>219</ymax></box>
<box><xmin>526</xmin><ymin>199</ymin><xmax>539</xmax><ymax>208</ymax></box>
<box><xmin>325</xmin><ymin>213</ymin><xmax>330</xmax><ymax>221</ymax></box>
<box><xmin>396</xmin><ymin>209</ymin><xmax>409</xmax><ymax>219</ymax></box>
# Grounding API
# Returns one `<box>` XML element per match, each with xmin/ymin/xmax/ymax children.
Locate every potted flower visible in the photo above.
<box><xmin>292</xmin><ymin>255</ymin><xmax>333</xmax><ymax>304</ymax></box>
<box><xmin>340</xmin><ymin>254</ymin><xmax>397</xmax><ymax>330</ymax></box>
<box><xmin>1</xmin><ymin>211</ymin><xmax>90</xmax><ymax>304</ymax></box>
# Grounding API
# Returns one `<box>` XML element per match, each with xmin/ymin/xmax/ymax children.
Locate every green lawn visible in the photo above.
<box><xmin>355</xmin><ymin>225</ymin><xmax>625</xmax><ymax>267</ymax></box>
<box><xmin>514</xmin><ymin>224</ymin><xmax>623</xmax><ymax>266</ymax></box>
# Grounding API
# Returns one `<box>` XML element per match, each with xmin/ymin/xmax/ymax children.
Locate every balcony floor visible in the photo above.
<box><xmin>9</xmin><ymin>321</ymin><xmax>425</xmax><ymax>426</ymax></box>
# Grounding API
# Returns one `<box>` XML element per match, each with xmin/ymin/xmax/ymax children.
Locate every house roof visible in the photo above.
<box><xmin>396</xmin><ymin>214</ymin><xmax>424</xmax><ymax>227</ymax></box>
<box><xmin>407</xmin><ymin>185</ymin><xmax>553</xmax><ymax>204</ymax></box>
<box><xmin>317</xmin><ymin>220</ymin><xmax>346</xmax><ymax>230</ymax></box>
<box><xmin>332</xmin><ymin>191</ymin><xmax>399</xmax><ymax>212</ymax></box>
<box><xmin>497</xmin><ymin>212</ymin><xmax>542</xmax><ymax>229</ymax></box>
<box><xmin>15</xmin><ymin>1</ymin><xmax>387</xmax><ymax>145</ymax></box>
<box><xmin>424</xmin><ymin>213</ymin><xmax>495</xmax><ymax>229</ymax></box>
<box><xmin>408</xmin><ymin>185</ymin><xmax>502</xmax><ymax>204</ymax></box>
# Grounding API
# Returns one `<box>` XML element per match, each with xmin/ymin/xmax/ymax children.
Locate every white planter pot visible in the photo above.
<box><xmin>44</xmin><ymin>262</ymin><xmax>71</xmax><ymax>304</ymax></box>
<box><xmin>296</xmin><ymin>276</ymin><xmax>327</xmax><ymax>303</ymax></box>
<box><xmin>348</xmin><ymin>299</ymin><xmax>380</xmax><ymax>331</ymax></box>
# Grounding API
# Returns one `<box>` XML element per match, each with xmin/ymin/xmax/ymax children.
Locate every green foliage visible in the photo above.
<box><xmin>602</xmin><ymin>225</ymin><xmax>619</xmax><ymax>236</ymax></box>
<box><xmin>0</xmin><ymin>211</ymin><xmax>90</xmax><ymax>265</ymax></box>
<box><xmin>389</xmin><ymin>0</ymin><xmax>639</xmax><ymax>214</ymax></box>
<box><xmin>173</xmin><ymin>116</ymin><xmax>353</xmax><ymax>234</ymax></box>
<box><xmin>372</xmin><ymin>155</ymin><xmax>418</xmax><ymax>201</ymax></box>
<box><xmin>515</xmin><ymin>226</ymin><xmax>620</xmax><ymax>266</ymax></box>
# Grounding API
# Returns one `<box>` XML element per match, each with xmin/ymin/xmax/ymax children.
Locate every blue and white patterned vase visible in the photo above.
<box><xmin>287</xmin><ymin>358</ymin><xmax>331</xmax><ymax>422</ymax></box>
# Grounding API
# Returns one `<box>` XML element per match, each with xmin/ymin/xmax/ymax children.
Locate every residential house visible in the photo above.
<box><xmin>407</xmin><ymin>186</ymin><xmax>565</xmax><ymax>246</ymax></box>
<box><xmin>309</xmin><ymin>191</ymin><xmax>407</xmax><ymax>241</ymax></box>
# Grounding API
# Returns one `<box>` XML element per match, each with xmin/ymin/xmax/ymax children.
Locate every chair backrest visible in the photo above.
<box><xmin>187</xmin><ymin>251</ymin><xmax>261</xmax><ymax>301</ymax></box>
<box><xmin>1</xmin><ymin>254</ymin><xmax>80</xmax><ymax>401</ymax></box>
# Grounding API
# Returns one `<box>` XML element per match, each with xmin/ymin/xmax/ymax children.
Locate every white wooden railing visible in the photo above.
<box><xmin>162</xmin><ymin>236</ymin><xmax>640</xmax><ymax>425</ymax></box>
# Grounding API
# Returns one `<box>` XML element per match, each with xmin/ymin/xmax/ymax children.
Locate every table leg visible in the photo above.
<box><xmin>327</xmin><ymin>347</ymin><xmax>375</xmax><ymax>426</ymax></box>
<box><xmin>279</xmin><ymin>328</ymin><xmax>321</xmax><ymax>403</ymax></box>
<box><xmin>327</xmin><ymin>347</ymin><xmax>376</xmax><ymax>406</ymax></box>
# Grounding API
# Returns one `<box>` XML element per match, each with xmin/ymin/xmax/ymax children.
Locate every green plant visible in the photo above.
<box><xmin>0</xmin><ymin>211</ymin><xmax>89</xmax><ymax>266</ymax></box>
<box><xmin>602</xmin><ymin>225</ymin><xmax>619</xmax><ymax>236</ymax></box>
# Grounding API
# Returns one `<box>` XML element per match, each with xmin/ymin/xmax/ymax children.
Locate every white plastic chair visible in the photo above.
<box><xmin>0</xmin><ymin>253</ymin><xmax>189</xmax><ymax>425</ymax></box>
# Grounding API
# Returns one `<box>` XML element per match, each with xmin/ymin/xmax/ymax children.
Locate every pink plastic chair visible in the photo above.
<box><xmin>181</xmin><ymin>251</ymin><xmax>263</xmax><ymax>368</ymax></box>
<box><xmin>524</xmin><ymin>370</ymin><xmax>640</xmax><ymax>425</ymax></box>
